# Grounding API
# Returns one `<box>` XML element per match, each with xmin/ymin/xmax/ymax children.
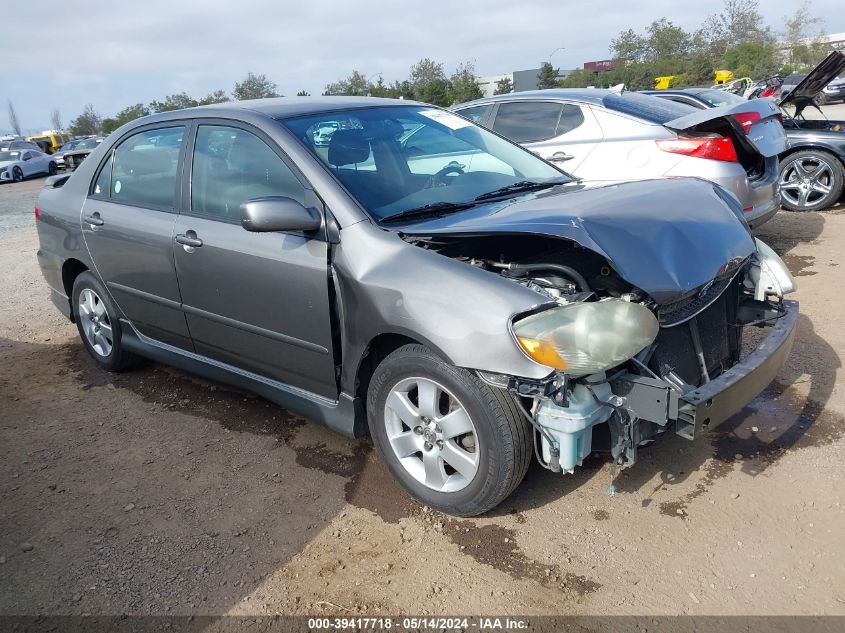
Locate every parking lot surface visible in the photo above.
<box><xmin>0</xmin><ymin>175</ymin><xmax>843</xmax><ymax>616</ymax></box>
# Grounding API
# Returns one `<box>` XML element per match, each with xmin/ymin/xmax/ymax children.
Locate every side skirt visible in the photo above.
<box><xmin>120</xmin><ymin>321</ymin><xmax>360</xmax><ymax>438</ymax></box>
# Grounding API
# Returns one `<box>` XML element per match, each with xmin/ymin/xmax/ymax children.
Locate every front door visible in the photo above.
<box><xmin>173</xmin><ymin>123</ymin><xmax>337</xmax><ymax>399</ymax></box>
<box><xmin>81</xmin><ymin>125</ymin><xmax>192</xmax><ymax>349</ymax></box>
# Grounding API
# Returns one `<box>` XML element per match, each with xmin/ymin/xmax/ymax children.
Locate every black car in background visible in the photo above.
<box><xmin>642</xmin><ymin>51</ymin><xmax>845</xmax><ymax>212</ymax></box>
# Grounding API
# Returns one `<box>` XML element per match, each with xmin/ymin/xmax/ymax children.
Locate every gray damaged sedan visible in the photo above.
<box><xmin>35</xmin><ymin>98</ymin><xmax>798</xmax><ymax>516</ymax></box>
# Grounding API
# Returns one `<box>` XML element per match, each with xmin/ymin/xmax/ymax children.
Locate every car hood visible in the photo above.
<box><xmin>779</xmin><ymin>51</ymin><xmax>845</xmax><ymax>112</ymax></box>
<box><xmin>0</xmin><ymin>160</ymin><xmax>18</xmax><ymax>169</ymax></box>
<box><xmin>396</xmin><ymin>178</ymin><xmax>757</xmax><ymax>304</ymax></box>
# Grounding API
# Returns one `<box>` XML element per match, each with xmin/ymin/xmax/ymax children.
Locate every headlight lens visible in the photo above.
<box><xmin>753</xmin><ymin>238</ymin><xmax>795</xmax><ymax>298</ymax></box>
<box><xmin>512</xmin><ymin>298</ymin><xmax>659</xmax><ymax>376</ymax></box>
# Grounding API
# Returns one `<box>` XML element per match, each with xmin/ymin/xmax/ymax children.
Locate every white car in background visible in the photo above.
<box><xmin>0</xmin><ymin>148</ymin><xmax>57</xmax><ymax>183</ymax></box>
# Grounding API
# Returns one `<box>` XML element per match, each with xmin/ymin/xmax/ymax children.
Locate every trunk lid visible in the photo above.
<box><xmin>663</xmin><ymin>97</ymin><xmax>786</xmax><ymax>158</ymax></box>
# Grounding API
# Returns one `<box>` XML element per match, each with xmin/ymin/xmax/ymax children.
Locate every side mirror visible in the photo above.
<box><xmin>240</xmin><ymin>197</ymin><xmax>322</xmax><ymax>233</ymax></box>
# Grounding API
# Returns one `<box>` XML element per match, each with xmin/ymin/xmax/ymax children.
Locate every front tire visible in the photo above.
<box><xmin>367</xmin><ymin>344</ymin><xmax>532</xmax><ymax>517</ymax></box>
<box><xmin>72</xmin><ymin>271</ymin><xmax>141</xmax><ymax>372</ymax></box>
<box><xmin>12</xmin><ymin>167</ymin><xmax>23</xmax><ymax>182</ymax></box>
<box><xmin>778</xmin><ymin>150</ymin><xmax>844</xmax><ymax>212</ymax></box>
<box><xmin>48</xmin><ymin>162</ymin><xmax>57</xmax><ymax>176</ymax></box>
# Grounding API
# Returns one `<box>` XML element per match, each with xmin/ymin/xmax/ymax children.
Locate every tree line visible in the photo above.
<box><xmin>62</xmin><ymin>72</ymin><xmax>282</xmax><ymax>136</ymax></box>
<box><xmin>59</xmin><ymin>60</ymin><xmax>489</xmax><ymax>138</ymax></box>
<box><xmin>560</xmin><ymin>0</ymin><xmax>829</xmax><ymax>90</ymax></box>
<box><xmin>11</xmin><ymin>0</ymin><xmax>829</xmax><ymax>139</ymax></box>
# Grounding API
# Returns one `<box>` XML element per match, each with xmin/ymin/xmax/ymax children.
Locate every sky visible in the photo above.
<box><xmin>2</xmin><ymin>0</ymin><xmax>843</xmax><ymax>134</ymax></box>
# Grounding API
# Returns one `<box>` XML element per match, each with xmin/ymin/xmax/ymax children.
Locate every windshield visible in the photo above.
<box><xmin>58</xmin><ymin>141</ymin><xmax>79</xmax><ymax>151</ymax></box>
<box><xmin>77</xmin><ymin>138</ymin><xmax>100</xmax><ymax>149</ymax></box>
<box><xmin>280</xmin><ymin>105</ymin><xmax>567</xmax><ymax>220</ymax></box>
<box><xmin>692</xmin><ymin>89</ymin><xmax>746</xmax><ymax>108</ymax></box>
<box><xmin>0</xmin><ymin>151</ymin><xmax>21</xmax><ymax>161</ymax></box>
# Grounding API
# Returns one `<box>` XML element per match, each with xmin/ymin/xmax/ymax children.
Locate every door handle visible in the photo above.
<box><xmin>83</xmin><ymin>212</ymin><xmax>104</xmax><ymax>227</ymax></box>
<box><xmin>549</xmin><ymin>151</ymin><xmax>575</xmax><ymax>162</ymax></box>
<box><xmin>175</xmin><ymin>232</ymin><xmax>203</xmax><ymax>248</ymax></box>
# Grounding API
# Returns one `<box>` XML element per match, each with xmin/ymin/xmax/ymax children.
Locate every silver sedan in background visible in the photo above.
<box><xmin>453</xmin><ymin>89</ymin><xmax>784</xmax><ymax>229</ymax></box>
<box><xmin>0</xmin><ymin>148</ymin><xmax>57</xmax><ymax>182</ymax></box>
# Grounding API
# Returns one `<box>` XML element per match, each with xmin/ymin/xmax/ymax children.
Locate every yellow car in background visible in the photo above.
<box><xmin>27</xmin><ymin>131</ymin><xmax>70</xmax><ymax>155</ymax></box>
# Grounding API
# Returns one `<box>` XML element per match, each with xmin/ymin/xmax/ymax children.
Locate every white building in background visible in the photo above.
<box><xmin>478</xmin><ymin>74</ymin><xmax>512</xmax><ymax>97</ymax></box>
<box><xmin>820</xmin><ymin>32</ymin><xmax>845</xmax><ymax>50</ymax></box>
<box><xmin>478</xmin><ymin>68</ymin><xmax>579</xmax><ymax>96</ymax></box>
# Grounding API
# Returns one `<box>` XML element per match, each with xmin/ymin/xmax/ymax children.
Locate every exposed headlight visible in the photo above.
<box><xmin>750</xmin><ymin>238</ymin><xmax>796</xmax><ymax>300</ymax></box>
<box><xmin>512</xmin><ymin>298</ymin><xmax>659</xmax><ymax>377</ymax></box>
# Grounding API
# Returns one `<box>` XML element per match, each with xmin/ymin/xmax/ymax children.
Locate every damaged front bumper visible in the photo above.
<box><xmin>614</xmin><ymin>299</ymin><xmax>798</xmax><ymax>439</ymax></box>
<box><xmin>511</xmin><ymin>299</ymin><xmax>798</xmax><ymax>474</ymax></box>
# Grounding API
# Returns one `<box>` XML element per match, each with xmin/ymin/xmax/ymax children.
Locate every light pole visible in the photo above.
<box><xmin>365</xmin><ymin>72</ymin><xmax>382</xmax><ymax>96</ymax></box>
<box><xmin>548</xmin><ymin>47</ymin><xmax>566</xmax><ymax>66</ymax></box>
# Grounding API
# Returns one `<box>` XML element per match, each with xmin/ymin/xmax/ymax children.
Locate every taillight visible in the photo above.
<box><xmin>731</xmin><ymin>111</ymin><xmax>761</xmax><ymax>134</ymax></box>
<box><xmin>656</xmin><ymin>136</ymin><xmax>738</xmax><ymax>162</ymax></box>
<box><xmin>34</xmin><ymin>206</ymin><xmax>40</xmax><ymax>221</ymax></box>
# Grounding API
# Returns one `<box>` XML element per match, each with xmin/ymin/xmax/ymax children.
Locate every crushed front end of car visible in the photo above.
<box><xmin>399</xmin><ymin>177</ymin><xmax>798</xmax><ymax>476</ymax></box>
<box><xmin>502</xmin><ymin>239</ymin><xmax>797</xmax><ymax>473</ymax></box>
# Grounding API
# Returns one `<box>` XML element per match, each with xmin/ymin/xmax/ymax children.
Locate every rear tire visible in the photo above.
<box><xmin>72</xmin><ymin>271</ymin><xmax>141</xmax><ymax>372</ymax></box>
<box><xmin>778</xmin><ymin>150</ymin><xmax>844</xmax><ymax>212</ymax></box>
<box><xmin>48</xmin><ymin>162</ymin><xmax>57</xmax><ymax>176</ymax></box>
<box><xmin>367</xmin><ymin>344</ymin><xmax>532</xmax><ymax>517</ymax></box>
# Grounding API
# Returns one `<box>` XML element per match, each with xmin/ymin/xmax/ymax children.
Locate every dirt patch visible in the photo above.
<box><xmin>442</xmin><ymin>520</ymin><xmax>600</xmax><ymax>597</ymax></box>
<box><xmin>781</xmin><ymin>253</ymin><xmax>817</xmax><ymax>277</ymax></box>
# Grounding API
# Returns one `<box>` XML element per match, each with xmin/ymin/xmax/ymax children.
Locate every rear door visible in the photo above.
<box><xmin>172</xmin><ymin>122</ymin><xmax>338</xmax><ymax>399</ymax></box>
<box><xmin>489</xmin><ymin>100</ymin><xmax>602</xmax><ymax>172</ymax></box>
<box><xmin>81</xmin><ymin>124</ymin><xmax>192</xmax><ymax>349</ymax></box>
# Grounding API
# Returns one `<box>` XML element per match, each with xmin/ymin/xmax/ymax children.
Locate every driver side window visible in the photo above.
<box><xmin>191</xmin><ymin>125</ymin><xmax>306</xmax><ymax>221</ymax></box>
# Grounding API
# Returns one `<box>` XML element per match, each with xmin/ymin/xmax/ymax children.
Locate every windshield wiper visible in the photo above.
<box><xmin>379</xmin><ymin>201</ymin><xmax>477</xmax><ymax>224</ymax></box>
<box><xmin>473</xmin><ymin>179</ymin><xmax>566</xmax><ymax>202</ymax></box>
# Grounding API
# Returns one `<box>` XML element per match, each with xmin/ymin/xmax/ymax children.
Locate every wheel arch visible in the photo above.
<box><xmin>779</xmin><ymin>143</ymin><xmax>845</xmax><ymax>164</ymax></box>
<box><xmin>61</xmin><ymin>258</ymin><xmax>89</xmax><ymax>322</ymax></box>
<box><xmin>352</xmin><ymin>332</ymin><xmax>454</xmax><ymax>436</ymax></box>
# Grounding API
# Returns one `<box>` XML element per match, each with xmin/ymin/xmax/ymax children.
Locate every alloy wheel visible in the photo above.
<box><xmin>12</xmin><ymin>167</ymin><xmax>23</xmax><ymax>182</ymax></box>
<box><xmin>383</xmin><ymin>376</ymin><xmax>480</xmax><ymax>493</ymax></box>
<box><xmin>78</xmin><ymin>288</ymin><xmax>113</xmax><ymax>357</ymax></box>
<box><xmin>779</xmin><ymin>155</ymin><xmax>835</xmax><ymax>209</ymax></box>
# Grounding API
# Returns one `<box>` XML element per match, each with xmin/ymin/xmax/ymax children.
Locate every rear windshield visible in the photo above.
<box><xmin>691</xmin><ymin>89</ymin><xmax>747</xmax><ymax>108</ymax></box>
<box><xmin>602</xmin><ymin>92</ymin><xmax>694</xmax><ymax>124</ymax></box>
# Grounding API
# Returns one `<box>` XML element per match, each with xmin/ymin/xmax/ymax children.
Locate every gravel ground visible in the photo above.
<box><xmin>0</xmin><ymin>176</ymin><xmax>843</xmax><ymax>617</ymax></box>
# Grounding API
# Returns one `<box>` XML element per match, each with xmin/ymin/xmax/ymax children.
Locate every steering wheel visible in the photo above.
<box><xmin>425</xmin><ymin>162</ymin><xmax>465</xmax><ymax>188</ymax></box>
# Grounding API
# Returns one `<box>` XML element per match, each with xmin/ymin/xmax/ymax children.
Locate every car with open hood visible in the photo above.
<box><xmin>452</xmin><ymin>89</ymin><xmax>786</xmax><ymax>229</ymax></box>
<box><xmin>36</xmin><ymin>97</ymin><xmax>797</xmax><ymax>516</ymax></box>
<box><xmin>644</xmin><ymin>51</ymin><xmax>845</xmax><ymax>212</ymax></box>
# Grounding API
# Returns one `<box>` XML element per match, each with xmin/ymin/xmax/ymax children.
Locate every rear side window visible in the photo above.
<box><xmin>492</xmin><ymin>102</ymin><xmax>562</xmax><ymax>142</ymax></box>
<box><xmin>456</xmin><ymin>104</ymin><xmax>491</xmax><ymax>124</ymax></box>
<box><xmin>191</xmin><ymin>125</ymin><xmax>305</xmax><ymax>221</ymax></box>
<box><xmin>602</xmin><ymin>93</ymin><xmax>694</xmax><ymax>124</ymax></box>
<box><xmin>556</xmin><ymin>104</ymin><xmax>585</xmax><ymax>135</ymax></box>
<box><xmin>105</xmin><ymin>126</ymin><xmax>184</xmax><ymax>209</ymax></box>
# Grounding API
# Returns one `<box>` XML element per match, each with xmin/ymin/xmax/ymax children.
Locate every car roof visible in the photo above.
<box><xmin>138</xmin><ymin>96</ymin><xmax>426</xmax><ymax>124</ymax></box>
<box><xmin>642</xmin><ymin>88</ymin><xmax>710</xmax><ymax>97</ymax></box>
<box><xmin>455</xmin><ymin>89</ymin><xmax>610</xmax><ymax>108</ymax></box>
